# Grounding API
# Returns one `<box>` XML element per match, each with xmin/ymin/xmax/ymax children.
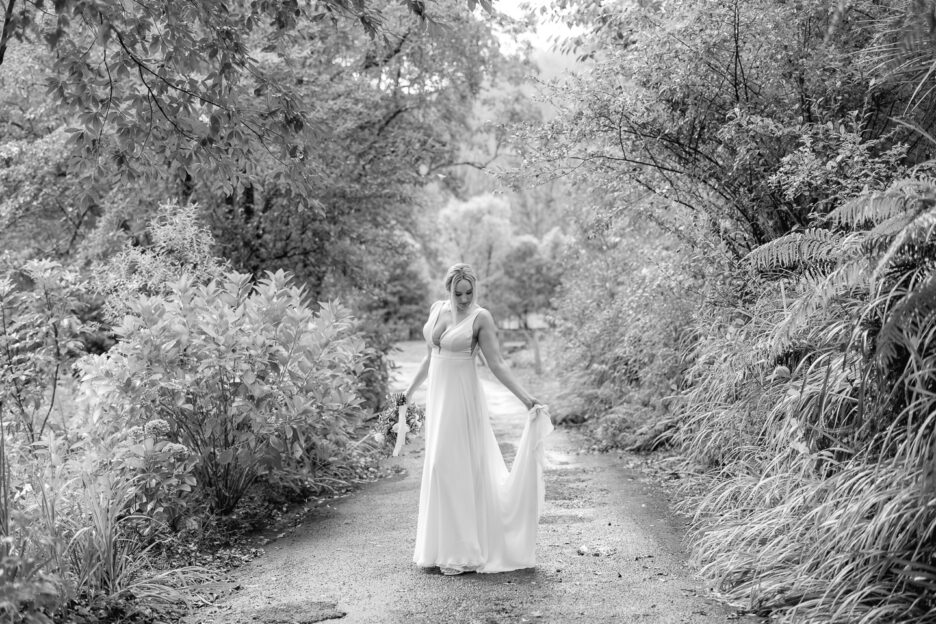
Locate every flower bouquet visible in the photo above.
<box><xmin>372</xmin><ymin>392</ymin><xmax>425</xmax><ymax>456</ymax></box>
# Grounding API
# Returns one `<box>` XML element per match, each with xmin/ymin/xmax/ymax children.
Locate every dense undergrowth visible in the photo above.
<box><xmin>553</xmin><ymin>175</ymin><xmax>936</xmax><ymax>621</ymax></box>
<box><xmin>536</xmin><ymin>1</ymin><xmax>936</xmax><ymax>620</ymax></box>
<box><xmin>0</xmin><ymin>207</ymin><xmax>388</xmax><ymax>623</ymax></box>
<box><xmin>676</xmin><ymin>175</ymin><xmax>936</xmax><ymax>623</ymax></box>
<box><xmin>548</xmin><ymin>216</ymin><xmax>702</xmax><ymax>450</ymax></box>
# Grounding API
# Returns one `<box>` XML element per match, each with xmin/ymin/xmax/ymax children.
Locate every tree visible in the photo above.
<box><xmin>489</xmin><ymin>234</ymin><xmax>563</xmax><ymax>328</ymax></box>
<box><xmin>357</xmin><ymin>239</ymin><xmax>432</xmax><ymax>341</ymax></box>
<box><xmin>435</xmin><ymin>193</ymin><xmax>513</xmax><ymax>285</ymax></box>
<box><xmin>1</xmin><ymin>0</ymin><xmax>518</xmax><ymax>306</ymax></box>
<box><xmin>191</xmin><ymin>2</ymin><xmax>505</xmax><ymax>298</ymax></box>
<box><xmin>486</xmin><ymin>230</ymin><xmax>568</xmax><ymax>373</ymax></box>
<box><xmin>522</xmin><ymin>0</ymin><xmax>935</xmax><ymax>254</ymax></box>
<box><xmin>0</xmin><ymin>0</ymin><xmax>492</xmax><ymax>191</ymax></box>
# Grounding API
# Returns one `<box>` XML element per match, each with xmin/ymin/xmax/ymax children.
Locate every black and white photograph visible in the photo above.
<box><xmin>1</xmin><ymin>0</ymin><xmax>935</xmax><ymax>622</ymax></box>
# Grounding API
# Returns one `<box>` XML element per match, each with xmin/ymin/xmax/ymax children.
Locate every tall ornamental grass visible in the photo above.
<box><xmin>678</xmin><ymin>175</ymin><xmax>936</xmax><ymax>622</ymax></box>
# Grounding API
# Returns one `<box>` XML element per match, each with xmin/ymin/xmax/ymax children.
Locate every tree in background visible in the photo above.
<box><xmin>485</xmin><ymin>229</ymin><xmax>569</xmax><ymax>373</ymax></box>
<box><xmin>435</xmin><ymin>193</ymin><xmax>513</xmax><ymax>285</ymax></box>
<box><xmin>524</xmin><ymin>0</ymin><xmax>935</xmax><ymax>254</ymax></box>
<box><xmin>0</xmin><ymin>0</ymin><xmax>525</xmax><ymax>346</ymax></box>
<box><xmin>192</xmin><ymin>2</ymin><xmax>503</xmax><ymax>300</ymax></box>
<box><xmin>488</xmin><ymin>232</ymin><xmax>566</xmax><ymax>328</ymax></box>
<box><xmin>358</xmin><ymin>238</ymin><xmax>432</xmax><ymax>341</ymax></box>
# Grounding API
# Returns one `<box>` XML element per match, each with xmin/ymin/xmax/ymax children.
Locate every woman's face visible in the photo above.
<box><xmin>453</xmin><ymin>278</ymin><xmax>474</xmax><ymax>311</ymax></box>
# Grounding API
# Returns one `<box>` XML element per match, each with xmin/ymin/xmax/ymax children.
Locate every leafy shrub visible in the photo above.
<box><xmin>0</xmin><ymin>258</ymin><xmax>90</xmax><ymax>443</ymax></box>
<box><xmin>115</xmin><ymin>423</ymin><xmax>199</xmax><ymax>530</ymax></box>
<box><xmin>550</xmin><ymin>217</ymin><xmax>700</xmax><ymax>447</ymax></box>
<box><xmin>92</xmin><ymin>201</ymin><xmax>226</xmax><ymax>322</ymax></box>
<box><xmin>1</xmin><ymin>421</ymin><xmax>209</xmax><ymax>616</ymax></box>
<box><xmin>81</xmin><ymin>270</ymin><xmax>371</xmax><ymax>514</ymax></box>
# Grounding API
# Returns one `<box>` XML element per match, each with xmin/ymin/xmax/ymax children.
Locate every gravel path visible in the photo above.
<box><xmin>191</xmin><ymin>342</ymin><xmax>746</xmax><ymax>624</ymax></box>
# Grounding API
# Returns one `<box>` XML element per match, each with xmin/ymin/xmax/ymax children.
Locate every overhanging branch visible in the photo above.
<box><xmin>0</xmin><ymin>0</ymin><xmax>17</xmax><ymax>69</ymax></box>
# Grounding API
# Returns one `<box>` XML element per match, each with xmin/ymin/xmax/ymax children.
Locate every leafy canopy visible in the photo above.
<box><xmin>0</xmin><ymin>0</ymin><xmax>496</xmax><ymax>192</ymax></box>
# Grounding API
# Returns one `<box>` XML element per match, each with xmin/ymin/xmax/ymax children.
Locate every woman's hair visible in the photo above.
<box><xmin>443</xmin><ymin>263</ymin><xmax>478</xmax><ymax>295</ymax></box>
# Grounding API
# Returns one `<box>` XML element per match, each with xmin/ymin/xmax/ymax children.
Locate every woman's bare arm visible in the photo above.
<box><xmin>405</xmin><ymin>343</ymin><xmax>432</xmax><ymax>403</ymax></box>
<box><xmin>476</xmin><ymin>309</ymin><xmax>537</xmax><ymax>410</ymax></box>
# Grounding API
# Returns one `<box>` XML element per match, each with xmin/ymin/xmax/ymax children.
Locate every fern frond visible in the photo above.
<box><xmin>770</xmin><ymin>259</ymin><xmax>872</xmax><ymax>357</ymax></box>
<box><xmin>874</xmin><ymin>272</ymin><xmax>936</xmax><ymax>367</ymax></box>
<box><xmin>746</xmin><ymin>228</ymin><xmax>843</xmax><ymax>273</ymax></box>
<box><xmin>827</xmin><ymin>177</ymin><xmax>936</xmax><ymax>230</ymax></box>
<box><xmin>864</xmin><ymin>212</ymin><xmax>916</xmax><ymax>242</ymax></box>
<box><xmin>872</xmin><ymin>203</ymin><xmax>936</xmax><ymax>284</ymax></box>
<box><xmin>827</xmin><ymin>192</ymin><xmax>913</xmax><ymax>229</ymax></box>
<box><xmin>885</xmin><ymin>176</ymin><xmax>936</xmax><ymax>196</ymax></box>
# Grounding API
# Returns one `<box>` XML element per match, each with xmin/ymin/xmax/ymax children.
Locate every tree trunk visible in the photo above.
<box><xmin>524</xmin><ymin>328</ymin><xmax>542</xmax><ymax>375</ymax></box>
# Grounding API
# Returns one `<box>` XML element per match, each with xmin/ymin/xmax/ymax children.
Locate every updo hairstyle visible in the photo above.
<box><xmin>443</xmin><ymin>263</ymin><xmax>478</xmax><ymax>296</ymax></box>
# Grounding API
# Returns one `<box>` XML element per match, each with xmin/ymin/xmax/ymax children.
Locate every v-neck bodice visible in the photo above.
<box><xmin>424</xmin><ymin>301</ymin><xmax>483</xmax><ymax>359</ymax></box>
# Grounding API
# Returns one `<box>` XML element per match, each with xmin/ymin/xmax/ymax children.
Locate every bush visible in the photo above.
<box><xmin>0</xmin><ymin>424</ymin><xmax>62</xmax><ymax>624</ymax></box>
<box><xmin>550</xmin><ymin>217</ymin><xmax>700</xmax><ymax>445</ymax></box>
<box><xmin>80</xmin><ymin>270</ymin><xmax>371</xmax><ymax>514</ymax></box>
<box><xmin>0</xmin><ymin>258</ymin><xmax>91</xmax><ymax>443</ymax></box>
<box><xmin>92</xmin><ymin>201</ymin><xmax>226</xmax><ymax>322</ymax></box>
<box><xmin>0</xmin><ymin>256</ymin><xmax>196</xmax><ymax>620</ymax></box>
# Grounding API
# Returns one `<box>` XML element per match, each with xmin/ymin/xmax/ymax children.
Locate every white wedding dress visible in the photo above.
<box><xmin>413</xmin><ymin>301</ymin><xmax>554</xmax><ymax>573</ymax></box>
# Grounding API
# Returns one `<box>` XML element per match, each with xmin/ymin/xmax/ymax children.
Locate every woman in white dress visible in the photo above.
<box><xmin>404</xmin><ymin>263</ymin><xmax>553</xmax><ymax>576</ymax></box>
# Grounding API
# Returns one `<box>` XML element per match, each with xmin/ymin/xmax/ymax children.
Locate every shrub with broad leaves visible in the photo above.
<box><xmin>80</xmin><ymin>270</ymin><xmax>370</xmax><ymax>514</ymax></box>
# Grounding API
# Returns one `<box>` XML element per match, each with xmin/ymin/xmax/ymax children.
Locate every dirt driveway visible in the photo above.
<box><xmin>191</xmin><ymin>342</ymin><xmax>747</xmax><ymax>624</ymax></box>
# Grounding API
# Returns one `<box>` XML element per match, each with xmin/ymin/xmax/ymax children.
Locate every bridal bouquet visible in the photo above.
<box><xmin>372</xmin><ymin>392</ymin><xmax>425</xmax><ymax>456</ymax></box>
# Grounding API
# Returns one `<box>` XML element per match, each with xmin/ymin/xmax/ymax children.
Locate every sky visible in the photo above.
<box><xmin>490</xmin><ymin>0</ymin><xmax>585</xmax><ymax>79</ymax></box>
<box><xmin>494</xmin><ymin>1</ymin><xmax>577</xmax><ymax>50</ymax></box>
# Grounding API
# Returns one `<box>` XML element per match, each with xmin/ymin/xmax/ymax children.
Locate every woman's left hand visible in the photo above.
<box><xmin>524</xmin><ymin>397</ymin><xmax>540</xmax><ymax>411</ymax></box>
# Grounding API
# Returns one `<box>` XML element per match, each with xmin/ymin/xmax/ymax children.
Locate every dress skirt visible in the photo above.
<box><xmin>413</xmin><ymin>348</ymin><xmax>553</xmax><ymax>573</ymax></box>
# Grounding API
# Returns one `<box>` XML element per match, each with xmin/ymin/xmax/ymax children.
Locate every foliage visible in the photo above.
<box><xmin>0</xmin><ymin>421</ymin><xmax>60</xmax><ymax>624</ymax></box>
<box><xmin>0</xmin><ymin>258</ymin><xmax>91</xmax><ymax>443</ymax></box>
<box><xmin>0</xmin><ymin>129</ymin><xmax>90</xmax><ymax>262</ymax></box>
<box><xmin>191</xmin><ymin>2</ymin><xmax>506</xmax><ymax>299</ymax></box>
<box><xmin>486</xmin><ymin>231</ymin><xmax>567</xmax><ymax>328</ymax></box>
<box><xmin>93</xmin><ymin>201</ymin><xmax>227</xmax><ymax>321</ymax></box>
<box><xmin>357</xmin><ymin>242</ymin><xmax>431</xmax><ymax>342</ymax></box>
<box><xmin>0</xmin><ymin>0</ymin><xmax>489</xmax><ymax>190</ymax></box>
<box><xmin>352</xmin><ymin>243</ymin><xmax>431</xmax><ymax>412</ymax></box>
<box><xmin>433</xmin><ymin>193</ymin><xmax>514</xmax><ymax>285</ymax></box>
<box><xmin>1</xmin><ymin>416</ymin><xmax>210</xmax><ymax>620</ymax></box>
<box><xmin>675</xmin><ymin>172</ymin><xmax>936</xmax><ymax>622</ymax></box>
<box><xmin>523</xmin><ymin>0</ymin><xmax>934</xmax><ymax>256</ymax></box>
<box><xmin>524</xmin><ymin>4</ymin><xmax>936</xmax><ymax>618</ymax></box>
<box><xmin>0</xmin><ymin>216</ymin><xmax>380</xmax><ymax>618</ymax></box>
<box><xmin>856</xmin><ymin>0</ymin><xmax>936</xmax><ymax>115</ymax></box>
<box><xmin>81</xmin><ymin>270</ymin><xmax>371</xmax><ymax>514</ymax></box>
<box><xmin>549</xmin><ymin>210</ymin><xmax>700</xmax><ymax>439</ymax></box>
<box><xmin>0</xmin><ymin>1</ymin><xmax>515</xmax><ymax>319</ymax></box>
<box><xmin>0</xmin><ymin>255</ymin><xmax>209</xmax><ymax>620</ymax></box>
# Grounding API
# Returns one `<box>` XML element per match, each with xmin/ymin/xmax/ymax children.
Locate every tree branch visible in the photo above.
<box><xmin>114</xmin><ymin>29</ymin><xmax>227</xmax><ymax>110</ymax></box>
<box><xmin>0</xmin><ymin>0</ymin><xmax>16</xmax><ymax>69</ymax></box>
<box><xmin>136</xmin><ymin>63</ymin><xmax>199</xmax><ymax>141</ymax></box>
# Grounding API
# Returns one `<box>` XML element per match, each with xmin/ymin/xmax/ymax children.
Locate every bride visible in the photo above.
<box><xmin>403</xmin><ymin>263</ymin><xmax>553</xmax><ymax>575</ymax></box>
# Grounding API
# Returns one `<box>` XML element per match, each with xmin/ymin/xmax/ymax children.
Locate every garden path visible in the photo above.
<box><xmin>190</xmin><ymin>341</ymin><xmax>750</xmax><ymax>624</ymax></box>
